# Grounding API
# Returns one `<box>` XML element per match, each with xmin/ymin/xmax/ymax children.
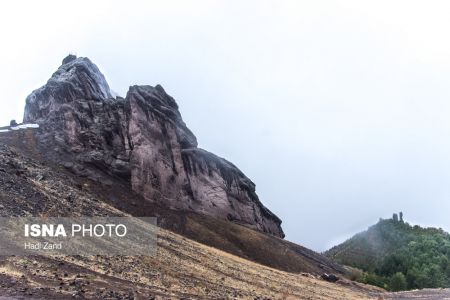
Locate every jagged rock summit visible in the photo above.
<box><xmin>23</xmin><ymin>55</ymin><xmax>284</xmax><ymax>238</ymax></box>
<box><xmin>24</xmin><ymin>56</ymin><xmax>112</xmax><ymax>123</ymax></box>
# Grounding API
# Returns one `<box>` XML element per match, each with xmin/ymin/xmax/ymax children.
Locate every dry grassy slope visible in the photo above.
<box><xmin>0</xmin><ymin>129</ymin><xmax>384</xmax><ymax>299</ymax></box>
<box><xmin>0</xmin><ymin>229</ymin><xmax>380</xmax><ymax>299</ymax></box>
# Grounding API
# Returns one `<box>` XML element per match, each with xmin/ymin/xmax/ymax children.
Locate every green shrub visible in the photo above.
<box><xmin>390</xmin><ymin>272</ymin><xmax>407</xmax><ymax>291</ymax></box>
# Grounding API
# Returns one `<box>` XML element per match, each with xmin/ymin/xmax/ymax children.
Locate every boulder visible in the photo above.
<box><xmin>321</xmin><ymin>273</ymin><xmax>340</xmax><ymax>283</ymax></box>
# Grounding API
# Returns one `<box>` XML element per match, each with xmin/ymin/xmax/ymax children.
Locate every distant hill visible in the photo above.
<box><xmin>325</xmin><ymin>213</ymin><xmax>450</xmax><ymax>291</ymax></box>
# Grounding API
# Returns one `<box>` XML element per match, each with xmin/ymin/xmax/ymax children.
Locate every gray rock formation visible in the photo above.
<box><xmin>24</xmin><ymin>56</ymin><xmax>112</xmax><ymax>123</ymax></box>
<box><xmin>23</xmin><ymin>55</ymin><xmax>284</xmax><ymax>238</ymax></box>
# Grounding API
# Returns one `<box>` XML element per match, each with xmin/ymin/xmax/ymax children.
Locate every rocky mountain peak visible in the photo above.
<box><xmin>21</xmin><ymin>55</ymin><xmax>284</xmax><ymax>238</ymax></box>
<box><xmin>24</xmin><ymin>55</ymin><xmax>112</xmax><ymax>123</ymax></box>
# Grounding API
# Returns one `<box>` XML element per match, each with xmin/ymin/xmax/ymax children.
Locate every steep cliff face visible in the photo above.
<box><xmin>23</xmin><ymin>55</ymin><xmax>284</xmax><ymax>237</ymax></box>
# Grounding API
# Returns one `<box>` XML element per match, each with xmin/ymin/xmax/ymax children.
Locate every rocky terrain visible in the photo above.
<box><xmin>22</xmin><ymin>55</ymin><xmax>283</xmax><ymax>238</ymax></box>
<box><xmin>0</xmin><ymin>126</ymin><xmax>343</xmax><ymax>275</ymax></box>
<box><xmin>0</xmin><ymin>134</ymin><xmax>381</xmax><ymax>299</ymax></box>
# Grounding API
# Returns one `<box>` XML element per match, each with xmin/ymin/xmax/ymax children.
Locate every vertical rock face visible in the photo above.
<box><xmin>23</xmin><ymin>55</ymin><xmax>284</xmax><ymax>238</ymax></box>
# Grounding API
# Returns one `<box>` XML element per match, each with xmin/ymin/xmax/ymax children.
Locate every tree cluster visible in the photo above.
<box><xmin>327</xmin><ymin>214</ymin><xmax>450</xmax><ymax>291</ymax></box>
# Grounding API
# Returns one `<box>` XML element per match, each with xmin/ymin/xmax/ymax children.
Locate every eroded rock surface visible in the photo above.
<box><xmin>23</xmin><ymin>55</ymin><xmax>284</xmax><ymax>237</ymax></box>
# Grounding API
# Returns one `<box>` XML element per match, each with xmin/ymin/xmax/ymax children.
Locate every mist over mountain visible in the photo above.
<box><xmin>326</xmin><ymin>213</ymin><xmax>450</xmax><ymax>291</ymax></box>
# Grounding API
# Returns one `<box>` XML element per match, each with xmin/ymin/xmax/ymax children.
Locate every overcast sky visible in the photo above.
<box><xmin>2</xmin><ymin>1</ymin><xmax>450</xmax><ymax>251</ymax></box>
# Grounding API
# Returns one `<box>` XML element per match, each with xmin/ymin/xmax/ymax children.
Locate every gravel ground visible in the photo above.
<box><xmin>382</xmin><ymin>289</ymin><xmax>450</xmax><ymax>300</ymax></box>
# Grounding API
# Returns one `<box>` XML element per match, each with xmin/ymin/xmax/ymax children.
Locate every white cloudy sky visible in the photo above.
<box><xmin>1</xmin><ymin>0</ymin><xmax>450</xmax><ymax>251</ymax></box>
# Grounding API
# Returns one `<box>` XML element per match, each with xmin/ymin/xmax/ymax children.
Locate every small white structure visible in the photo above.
<box><xmin>0</xmin><ymin>123</ymin><xmax>39</xmax><ymax>133</ymax></box>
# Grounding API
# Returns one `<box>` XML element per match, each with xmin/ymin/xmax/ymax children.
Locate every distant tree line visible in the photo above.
<box><xmin>327</xmin><ymin>212</ymin><xmax>450</xmax><ymax>291</ymax></box>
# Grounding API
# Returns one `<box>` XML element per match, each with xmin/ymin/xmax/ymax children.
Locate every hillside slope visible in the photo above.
<box><xmin>0</xmin><ymin>138</ymin><xmax>381</xmax><ymax>299</ymax></box>
<box><xmin>0</xmin><ymin>128</ymin><xmax>343</xmax><ymax>276</ymax></box>
<box><xmin>0</xmin><ymin>226</ymin><xmax>379</xmax><ymax>299</ymax></box>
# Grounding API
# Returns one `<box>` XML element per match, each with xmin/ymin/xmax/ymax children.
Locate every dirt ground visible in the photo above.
<box><xmin>0</xmin><ymin>227</ymin><xmax>382</xmax><ymax>300</ymax></box>
<box><xmin>382</xmin><ymin>289</ymin><xmax>450</xmax><ymax>300</ymax></box>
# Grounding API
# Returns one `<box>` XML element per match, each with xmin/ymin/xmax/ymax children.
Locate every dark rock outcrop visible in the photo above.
<box><xmin>23</xmin><ymin>55</ymin><xmax>284</xmax><ymax>238</ymax></box>
<box><xmin>321</xmin><ymin>273</ymin><xmax>340</xmax><ymax>283</ymax></box>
